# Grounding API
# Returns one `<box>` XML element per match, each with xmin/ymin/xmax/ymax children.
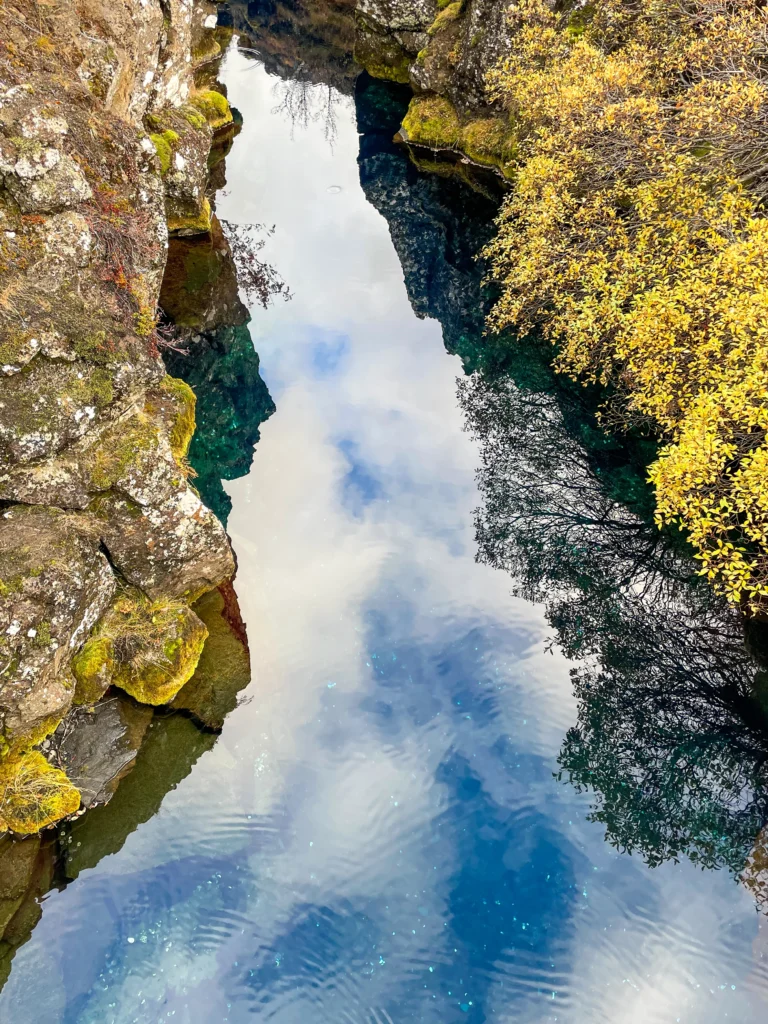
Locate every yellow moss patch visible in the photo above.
<box><xmin>460</xmin><ymin>118</ymin><xmax>518</xmax><ymax>175</ymax></box>
<box><xmin>180</xmin><ymin>105</ymin><xmax>207</xmax><ymax>131</ymax></box>
<box><xmin>72</xmin><ymin>636</ymin><xmax>115</xmax><ymax>706</ymax></box>
<box><xmin>6</xmin><ymin>712</ymin><xmax>67</xmax><ymax>757</ymax></box>
<box><xmin>149</xmin><ymin>130</ymin><xmax>179</xmax><ymax>176</ymax></box>
<box><xmin>89</xmin><ymin>594</ymin><xmax>209</xmax><ymax>706</ymax></box>
<box><xmin>0</xmin><ymin>752</ymin><xmax>80</xmax><ymax>834</ymax></box>
<box><xmin>160</xmin><ymin>376</ymin><xmax>197</xmax><ymax>462</ymax></box>
<box><xmin>402</xmin><ymin>95</ymin><xmax>461</xmax><ymax>149</ymax></box>
<box><xmin>192</xmin><ymin>35</ymin><xmax>222</xmax><ymax>67</ymax></box>
<box><xmin>168</xmin><ymin>197</ymin><xmax>213</xmax><ymax>237</ymax></box>
<box><xmin>190</xmin><ymin>90</ymin><xmax>233</xmax><ymax>130</ymax></box>
<box><xmin>428</xmin><ymin>1</ymin><xmax>464</xmax><ymax>35</ymax></box>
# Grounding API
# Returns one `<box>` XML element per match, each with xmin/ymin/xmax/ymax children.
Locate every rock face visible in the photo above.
<box><xmin>357</xmin><ymin>0</ymin><xmax>512</xmax><ymax>108</ymax></box>
<box><xmin>0</xmin><ymin>0</ymin><xmax>242</xmax><ymax>834</ymax></box>
<box><xmin>355</xmin><ymin>0</ymin><xmax>517</xmax><ymax>172</ymax></box>
<box><xmin>0</xmin><ymin>506</ymin><xmax>116</xmax><ymax>749</ymax></box>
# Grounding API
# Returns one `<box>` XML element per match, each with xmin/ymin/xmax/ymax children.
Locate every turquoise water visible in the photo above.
<box><xmin>2</xmin><ymin>44</ymin><xmax>768</xmax><ymax>1024</ymax></box>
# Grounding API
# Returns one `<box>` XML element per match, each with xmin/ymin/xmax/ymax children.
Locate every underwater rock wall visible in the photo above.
<box><xmin>0</xmin><ymin>0</ymin><xmax>243</xmax><ymax>834</ymax></box>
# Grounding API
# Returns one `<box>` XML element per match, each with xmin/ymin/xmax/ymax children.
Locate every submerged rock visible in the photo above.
<box><xmin>172</xmin><ymin>583</ymin><xmax>251</xmax><ymax>730</ymax></box>
<box><xmin>165</xmin><ymin>323</ymin><xmax>275</xmax><ymax>525</ymax></box>
<box><xmin>50</xmin><ymin>697</ymin><xmax>154</xmax><ymax>807</ymax></box>
<box><xmin>160</xmin><ymin>216</ymin><xmax>248</xmax><ymax>333</ymax></box>
<box><xmin>0</xmin><ymin>834</ymin><xmax>55</xmax><ymax>989</ymax></box>
<box><xmin>63</xmin><ymin>713</ymin><xmax>217</xmax><ymax>880</ymax></box>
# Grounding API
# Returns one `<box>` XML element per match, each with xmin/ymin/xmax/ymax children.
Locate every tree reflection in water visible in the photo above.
<box><xmin>460</xmin><ymin>367</ymin><xmax>768</xmax><ymax>899</ymax></box>
<box><xmin>352</xmin><ymin>65</ymin><xmax>768</xmax><ymax>908</ymax></box>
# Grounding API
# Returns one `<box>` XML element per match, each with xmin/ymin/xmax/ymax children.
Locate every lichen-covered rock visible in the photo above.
<box><xmin>0</xmin><ymin>360</ymin><xmax>126</xmax><ymax>468</ymax></box>
<box><xmin>96</xmin><ymin>488</ymin><xmax>236</xmax><ymax>601</ymax></box>
<box><xmin>0</xmin><ymin>751</ymin><xmax>81</xmax><ymax>835</ymax></box>
<box><xmin>357</xmin><ymin>0</ymin><xmax>434</xmax><ymax>32</ymax></box>
<box><xmin>0</xmin><ymin>376</ymin><xmax>196</xmax><ymax>510</ymax></box>
<box><xmin>355</xmin><ymin>15</ymin><xmax>415</xmax><ymax>83</ymax></box>
<box><xmin>358</xmin><ymin>0</ymin><xmax>516</xmax><ymax>118</ymax></box>
<box><xmin>0</xmin><ymin>0</ymin><xmax>240</xmax><ymax>837</ymax></box>
<box><xmin>3</xmin><ymin>153</ymin><xmax>93</xmax><ymax>215</ymax></box>
<box><xmin>0</xmin><ymin>506</ymin><xmax>116</xmax><ymax>749</ymax></box>
<box><xmin>147</xmin><ymin>103</ymin><xmax>214</xmax><ymax>235</ymax></box>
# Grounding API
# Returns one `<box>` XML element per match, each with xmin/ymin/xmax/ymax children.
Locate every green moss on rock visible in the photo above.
<box><xmin>354</xmin><ymin>29</ymin><xmax>412</xmax><ymax>85</ymax></box>
<box><xmin>72</xmin><ymin>636</ymin><xmax>115</xmax><ymax>705</ymax></box>
<box><xmin>402</xmin><ymin>95</ymin><xmax>461</xmax><ymax>149</ymax></box>
<box><xmin>460</xmin><ymin>117</ymin><xmax>518</xmax><ymax>176</ymax></box>
<box><xmin>190</xmin><ymin>90</ymin><xmax>233</xmax><ymax>131</ymax></box>
<box><xmin>7</xmin><ymin>711</ymin><xmax>67</xmax><ymax>756</ymax></box>
<box><xmin>0</xmin><ymin>751</ymin><xmax>80</xmax><ymax>834</ymax></box>
<box><xmin>180</xmin><ymin>105</ymin><xmax>208</xmax><ymax>131</ymax></box>
<box><xmin>192</xmin><ymin>35</ymin><xmax>222</xmax><ymax>67</ymax></box>
<box><xmin>88</xmin><ymin>593</ymin><xmax>209</xmax><ymax>707</ymax></box>
<box><xmin>428</xmin><ymin>1</ymin><xmax>464</xmax><ymax>35</ymax></box>
<box><xmin>160</xmin><ymin>376</ymin><xmax>197</xmax><ymax>462</ymax></box>
<box><xmin>149</xmin><ymin>130</ymin><xmax>179</xmax><ymax>176</ymax></box>
<box><xmin>167</xmin><ymin>196</ymin><xmax>213</xmax><ymax>237</ymax></box>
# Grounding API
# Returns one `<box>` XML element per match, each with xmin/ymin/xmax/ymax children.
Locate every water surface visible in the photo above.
<box><xmin>2</xmin><ymin>45</ymin><xmax>768</xmax><ymax>1024</ymax></box>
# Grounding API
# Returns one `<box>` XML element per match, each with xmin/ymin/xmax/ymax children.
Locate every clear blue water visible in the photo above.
<box><xmin>3</xmin><ymin>44</ymin><xmax>768</xmax><ymax>1024</ymax></box>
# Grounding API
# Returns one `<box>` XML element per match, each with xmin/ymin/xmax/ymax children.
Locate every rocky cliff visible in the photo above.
<box><xmin>355</xmin><ymin>0</ymin><xmax>517</xmax><ymax>177</ymax></box>
<box><xmin>0</xmin><ymin>0</ymin><xmax>245</xmax><ymax>834</ymax></box>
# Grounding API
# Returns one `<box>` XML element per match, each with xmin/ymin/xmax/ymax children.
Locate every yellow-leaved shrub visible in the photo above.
<box><xmin>483</xmin><ymin>0</ymin><xmax>768</xmax><ymax>610</ymax></box>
